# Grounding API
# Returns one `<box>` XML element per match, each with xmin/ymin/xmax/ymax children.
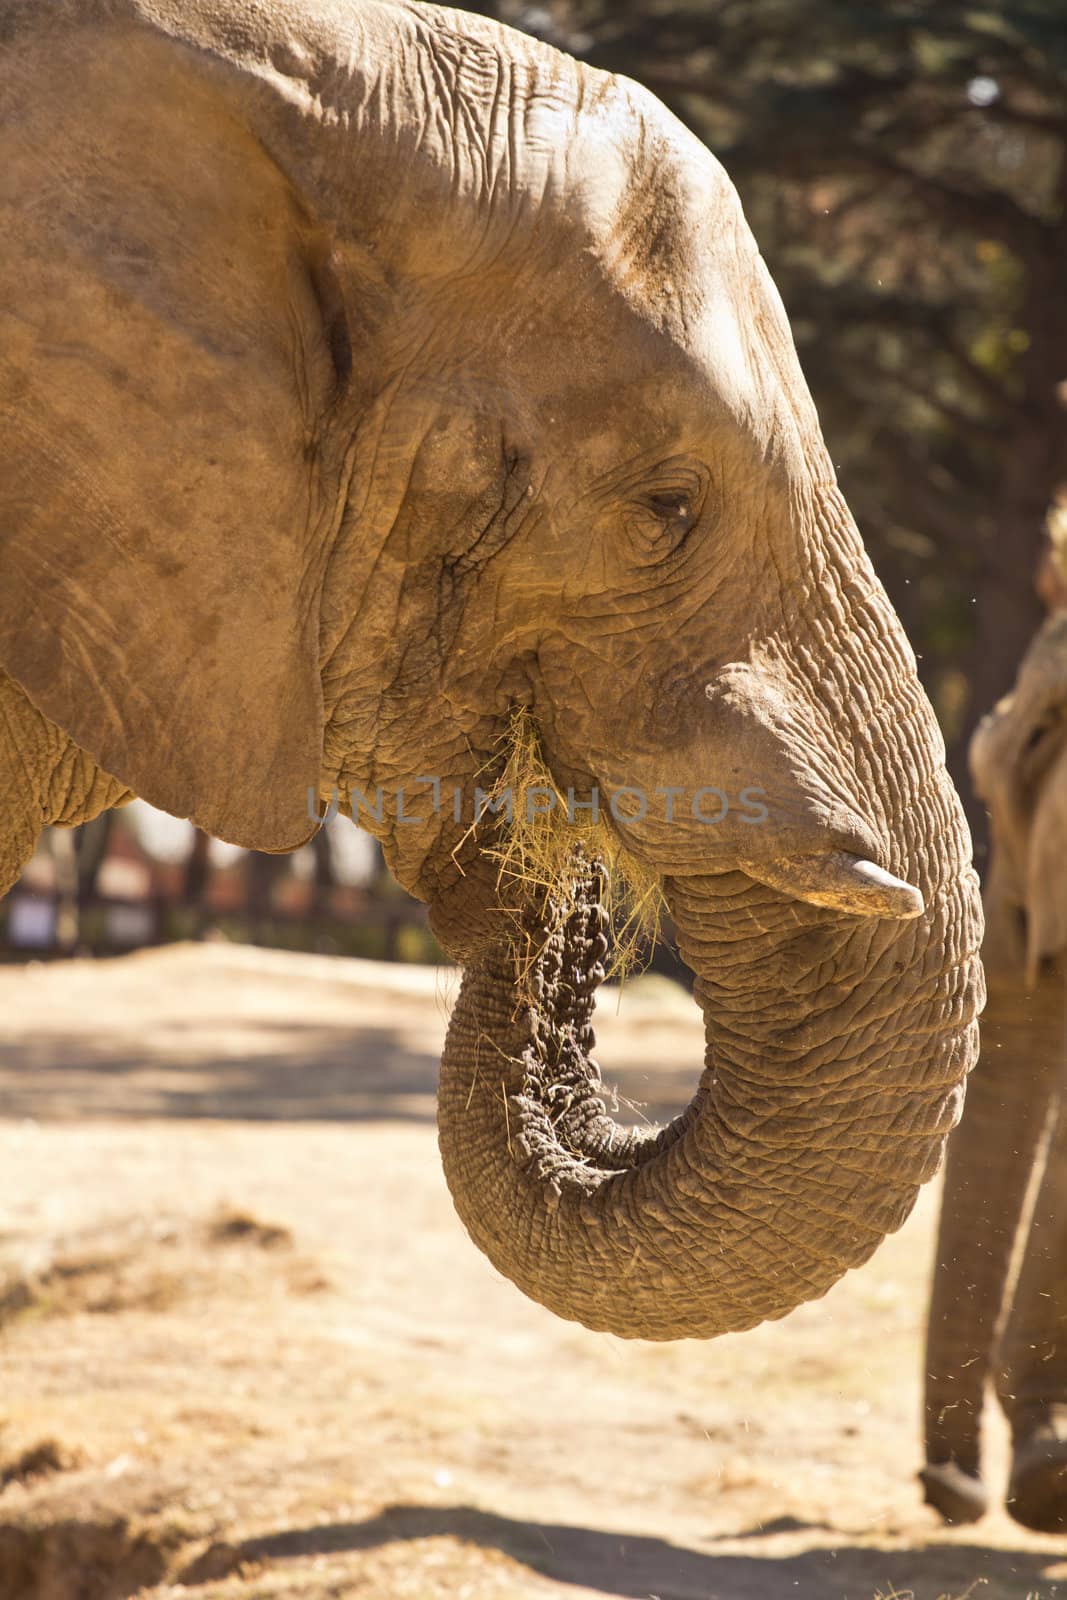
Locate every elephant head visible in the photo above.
<box><xmin>0</xmin><ymin>0</ymin><xmax>982</xmax><ymax>1339</ymax></box>
<box><xmin>924</xmin><ymin>612</ymin><xmax>1067</xmax><ymax>1526</ymax></box>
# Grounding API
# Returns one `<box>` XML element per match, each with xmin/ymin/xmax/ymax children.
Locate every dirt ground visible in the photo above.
<box><xmin>0</xmin><ymin>945</ymin><xmax>1064</xmax><ymax>1600</ymax></box>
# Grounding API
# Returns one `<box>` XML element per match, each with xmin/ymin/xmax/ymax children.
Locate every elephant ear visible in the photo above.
<box><xmin>1024</xmin><ymin>744</ymin><xmax>1067</xmax><ymax>985</ymax></box>
<box><xmin>0</xmin><ymin>33</ymin><xmax>334</xmax><ymax>850</ymax></box>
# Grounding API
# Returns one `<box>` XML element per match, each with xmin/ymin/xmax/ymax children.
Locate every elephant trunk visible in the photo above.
<box><xmin>438</xmin><ymin>751</ymin><xmax>982</xmax><ymax>1339</ymax></box>
<box><xmin>923</xmin><ymin>967</ymin><xmax>1065</xmax><ymax>1488</ymax></box>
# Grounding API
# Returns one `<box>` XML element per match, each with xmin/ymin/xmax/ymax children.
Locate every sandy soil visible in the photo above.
<box><xmin>0</xmin><ymin>943</ymin><xmax>1064</xmax><ymax>1600</ymax></box>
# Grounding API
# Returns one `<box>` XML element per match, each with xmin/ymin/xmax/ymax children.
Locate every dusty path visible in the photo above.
<box><xmin>0</xmin><ymin>944</ymin><xmax>1063</xmax><ymax>1599</ymax></box>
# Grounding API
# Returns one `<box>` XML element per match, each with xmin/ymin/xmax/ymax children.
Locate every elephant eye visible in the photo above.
<box><xmin>634</xmin><ymin>490</ymin><xmax>701</xmax><ymax>549</ymax></box>
<box><xmin>647</xmin><ymin>492</ymin><xmax>691</xmax><ymax>519</ymax></box>
<box><xmin>645</xmin><ymin>492</ymin><xmax>694</xmax><ymax>526</ymax></box>
<box><xmin>623</xmin><ymin>463</ymin><xmax>710</xmax><ymax>559</ymax></box>
<box><xmin>1018</xmin><ymin>705</ymin><xmax>1067</xmax><ymax>793</ymax></box>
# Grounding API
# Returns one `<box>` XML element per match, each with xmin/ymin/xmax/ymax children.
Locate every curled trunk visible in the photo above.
<box><xmin>439</xmin><ymin>791</ymin><xmax>981</xmax><ymax>1340</ymax></box>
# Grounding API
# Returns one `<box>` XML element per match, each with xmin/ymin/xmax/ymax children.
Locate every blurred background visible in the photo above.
<box><xmin>4</xmin><ymin>0</ymin><xmax>1065</xmax><ymax>965</ymax></box>
<box><xmin>0</xmin><ymin>805</ymin><xmax>440</xmax><ymax>965</ymax></box>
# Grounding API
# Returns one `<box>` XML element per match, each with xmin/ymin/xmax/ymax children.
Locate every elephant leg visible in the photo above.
<box><xmin>921</xmin><ymin>971</ymin><xmax>1065</xmax><ymax>1523</ymax></box>
<box><xmin>0</xmin><ymin>672</ymin><xmax>132</xmax><ymax>897</ymax></box>
<box><xmin>999</xmin><ymin>1085</ymin><xmax>1067</xmax><ymax>1531</ymax></box>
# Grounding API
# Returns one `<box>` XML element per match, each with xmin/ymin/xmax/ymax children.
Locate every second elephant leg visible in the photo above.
<box><xmin>998</xmin><ymin>1080</ymin><xmax>1067</xmax><ymax>1532</ymax></box>
<box><xmin>922</xmin><ymin>970</ymin><xmax>1064</xmax><ymax>1520</ymax></box>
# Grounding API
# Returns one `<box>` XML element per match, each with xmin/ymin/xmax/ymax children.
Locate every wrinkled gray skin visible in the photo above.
<box><xmin>924</xmin><ymin>613</ymin><xmax>1067</xmax><ymax>1531</ymax></box>
<box><xmin>0</xmin><ymin>0</ymin><xmax>983</xmax><ymax>1341</ymax></box>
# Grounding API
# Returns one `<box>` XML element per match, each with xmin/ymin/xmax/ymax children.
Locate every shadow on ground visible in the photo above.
<box><xmin>0</xmin><ymin>991</ymin><xmax>693</xmax><ymax>1125</ymax></box>
<box><xmin>0</xmin><ymin>1021</ymin><xmax>442</xmax><ymax>1122</ymax></box>
<box><xmin>184</xmin><ymin>1502</ymin><xmax>1066</xmax><ymax>1599</ymax></box>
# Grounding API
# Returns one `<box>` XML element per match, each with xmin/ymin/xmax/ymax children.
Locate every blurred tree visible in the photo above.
<box><xmin>73</xmin><ymin>811</ymin><xmax>115</xmax><ymax>903</ymax></box>
<box><xmin>181</xmin><ymin>828</ymin><xmax>211</xmax><ymax>908</ymax></box>
<box><xmin>310</xmin><ymin>825</ymin><xmax>336</xmax><ymax>920</ymax></box>
<box><xmin>468</xmin><ymin>0</ymin><xmax>1067</xmax><ymax>849</ymax></box>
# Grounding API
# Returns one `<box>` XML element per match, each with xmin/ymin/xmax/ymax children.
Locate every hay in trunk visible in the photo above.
<box><xmin>477</xmin><ymin>709</ymin><xmax>666</xmax><ymax>986</ymax></box>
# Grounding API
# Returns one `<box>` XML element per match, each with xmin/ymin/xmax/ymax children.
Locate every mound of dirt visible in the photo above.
<box><xmin>0</xmin><ymin>1516</ymin><xmax>171</xmax><ymax>1600</ymax></box>
<box><xmin>0</xmin><ymin>1439</ymin><xmax>82</xmax><ymax>1492</ymax></box>
<box><xmin>205</xmin><ymin>1208</ymin><xmax>293</xmax><ymax>1251</ymax></box>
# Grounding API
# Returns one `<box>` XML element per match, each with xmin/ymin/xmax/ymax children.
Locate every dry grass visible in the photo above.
<box><xmin>476</xmin><ymin>708</ymin><xmax>666</xmax><ymax>986</ymax></box>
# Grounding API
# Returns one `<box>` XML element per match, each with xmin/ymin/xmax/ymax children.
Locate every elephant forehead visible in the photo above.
<box><xmin>575</xmin><ymin>132</ymin><xmax>825</xmax><ymax>476</ymax></box>
<box><xmin>507</xmin><ymin>238</ymin><xmax>809</xmax><ymax>479</ymax></box>
<box><xmin>556</xmin><ymin>83</ymin><xmax>759</xmax><ymax>329</ymax></box>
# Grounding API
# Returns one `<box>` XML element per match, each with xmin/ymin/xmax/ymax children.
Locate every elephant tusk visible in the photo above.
<box><xmin>742</xmin><ymin>851</ymin><xmax>925</xmax><ymax>920</ymax></box>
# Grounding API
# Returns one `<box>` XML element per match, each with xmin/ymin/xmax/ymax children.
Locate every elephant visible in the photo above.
<box><xmin>0</xmin><ymin>0</ymin><xmax>983</xmax><ymax>1343</ymax></box>
<box><xmin>924</xmin><ymin>610</ymin><xmax>1067</xmax><ymax>1530</ymax></box>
